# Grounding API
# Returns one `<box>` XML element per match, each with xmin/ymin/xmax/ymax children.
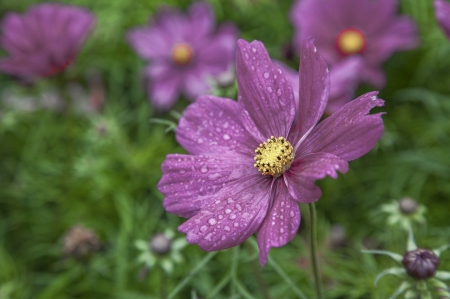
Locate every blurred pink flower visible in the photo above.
<box><xmin>158</xmin><ymin>38</ymin><xmax>384</xmax><ymax>265</ymax></box>
<box><xmin>0</xmin><ymin>3</ymin><xmax>95</xmax><ymax>81</ymax></box>
<box><xmin>435</xmin><ymin>0</ymin><xmax>450</xmax><ymax>39</ymax></box>
<box><xmin>290</xmin><ymin>0</ymin><xmax>419</xmax><ymax>88</ymax></box>
<box><xmin>127</xmin><ymin>2</ymin><xmax>238</xmax><ymax>111</ymax></box>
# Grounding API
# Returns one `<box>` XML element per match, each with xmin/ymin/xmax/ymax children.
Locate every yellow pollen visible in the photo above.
<box><xmin>337</xmin><ymin>29</ymin><xmax>366</xmax><ymax>55</ymax></box>
<box><xmin>253</xmin><ymin>136</ymin><xmax>294</xmax><ymax>177</ymax></box>
<box><xmin>171</xmin><ymin>43</ymin><xmax>193</xmax><ymax>66</ymax></box>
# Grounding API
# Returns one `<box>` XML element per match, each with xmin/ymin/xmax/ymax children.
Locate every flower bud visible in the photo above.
<box><xmin>402</xmin><ymin>248</ymin><xmax>440</xmax><ymax>280</ymax></box>
<box><xmin>150</xmin><ymin>233</ymin><xmax>172</xmax><ymax>255</ymax></box>
<box><xmin>63</xmin><ymin>225</ymin><xmax>103</xmax><ymax>259</ymax></box>
<box><xmin>399</xmin><ymin>197</ymin><xmax>419</xmax><ymax>214</ymax></box>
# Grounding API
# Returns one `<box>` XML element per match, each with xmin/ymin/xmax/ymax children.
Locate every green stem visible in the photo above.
<box><xmin>309</xmin><ymin>203</ymin><xmax>324</xmax><ymax>299</ymax></box>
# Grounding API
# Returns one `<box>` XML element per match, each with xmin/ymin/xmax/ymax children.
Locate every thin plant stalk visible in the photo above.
<box><xmin>309</xmin><ymin>203</ymin><xmax>324</xmax><ymax>299</ymax></box>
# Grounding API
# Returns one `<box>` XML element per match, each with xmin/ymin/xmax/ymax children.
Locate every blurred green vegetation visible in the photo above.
<box><xmin>1</xmin><ymin>0</ymin><xmax>450</xmax><ymax>298</ymax></box>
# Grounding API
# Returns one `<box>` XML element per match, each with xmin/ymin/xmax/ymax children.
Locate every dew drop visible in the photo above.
<box><xmin>221</xmin><ymin>235</ymin><xmax>227</xmax><ymax>240</ymax></box>
<box><xmin>200</xmin><ymin>165</ymin><xmax>208</xmax><ymax>173</ymax></box>
<box><xmin>267</xmin><ymin>87</ymin><xmax>273</xmax><ymax>93</ymax></box>
<box><xmin>290</xmin><ymin>211</ymin><xmax>295</xmax><ymax>217</ymax></box>
<box><xmin>251</xmin><ymin>47</ymin><xmax>257</xmax><ymax>53</ymax></box>
<box><xmin>208</xmin><ymin>218</ymin><xmax>217</xmax><ymax>225</ymax></box>
<box><xmin>197</xmin><ymin>138</ymin><xmax>204</xmax><ymax>144</ymax></box>
<box><xmin>242</xmin><ymin>212</ymin><xmax>249</xmax><ymax>218</ymax></box>
<box><xmin>225</xmin><ymin>209</ymin><xmax>232</xmax><ymax>214</ymax></box>
<box><xmin>263</xmin><ymin>72</ymin><xmax>270</xmax><ymax>79</ymax></box>
<box><xmin>200</xmin><ymin>225</ymin><xmax>208</xmax><ymax>232</ymax></box>
<box><xmin>280</xmin><ymin>228</ymin><xmax>285</xmax><ymax>233</ymax></box>
<box><xmin>224</xmin><ymin>226</ymin><xmax>230</xmax><ymax>231</ymax></box>
<box><xmin>229</xmin><ymin>214</ymin><xmax>236</xmax><ymax>220</ymax></box>
<box><xmin>235</xmin><ymin>204</ymin><xmax>242</xmax><ymax>211</ymax></box>
<box><xmin>277</xmin><ymin>89</ymin><xmax>282</xmax><ymax>96</ymax></box>
<box><xmin>218</xmin><ymin>215</ymin><xmax>223</xmax><ymax>219</ymax></box>
<box><xmin>223</xmin><ymin>134</ymin><xmax>230</xmax><ymax>140</ymax></box>
<box><xmin>233</xmin><ymin>222</ymin><xmax>239</xmax><ymax>227</ymax></box>
<box><xmin>208</xmin><ymin>173</ymin><xmax>221</xmax><ymax>180</ymax></box>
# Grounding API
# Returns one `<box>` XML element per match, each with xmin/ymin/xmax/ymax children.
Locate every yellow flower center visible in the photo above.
<box><xmin>171</xmin><ymin>43</ymin><xmax>193</xmax><ymax>66</ymax></box>
<box><xmin>336</xmin><ymin>28</ymin><xmax>366</xmax><ymax>55</ymax></box>
<box><xmin>254</xmin><ymin>136</ymin><xmax>294</xmax><ymax>177</ymax></box>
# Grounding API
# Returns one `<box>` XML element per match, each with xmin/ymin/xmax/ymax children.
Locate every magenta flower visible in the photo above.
<box><xmin>276</xmin><ymin>56</ymin><xmax>363</xmax><ymax>114</ymax></box>
<box><xmin>290</xmin><ymin>0</ymin><xmax>419</xmax><ymax>88</ymax></box>
<box><xmin>127</xmin><ymin>2</ymin><xmax>238</xmax><ymax>111</ymax></box>
<box><xmin>158</xmin><ymin>38</ymin><xmax>384</xmax><ymax>266</ymax></box>
<box><xmin>0</xmin><ymin>3</ymin><xmax>95</xmax><ymax>81</ymax></box>
<box><xmin>435</xmin><ymin>0</ymin><xmax>450</xmax><ymax>39</ymax></box>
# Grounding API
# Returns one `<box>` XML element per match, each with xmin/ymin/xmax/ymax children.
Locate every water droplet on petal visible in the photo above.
<box><xmin>229</xmin><ymin>214</ymin><xmax>236</xmax><ymax>220</ymax></box>
<box><xmin>200</xmin><ymin>225</ymin><xmax>208</xmax><ymax>232</ymax></box>
<box><xmin>197</xmin><ymin>138</ymin><xmax>204</xmax><ymax>144</ymax></box>
<box><xmin>224</xmin><ymin>226</ymin><xmax>230</xmax><ymax>231</ymax></box>
<box><xmin>263</xmin><ymin>72</ymin><xmax>269</xmax><ymax>79</ymax></box>
<box><xmin>200</xmin><ymin>165</ymin><xmax>208</xmax><ymax>173</ymax></box>
<box><xmin>280</xmin><ymin>228</ymin><xmax>284</xmax><ymax>233</ymax></box>
<box><xmin>267</xmin><ymin>87</ymin><xmax>273</xmax><ymax>93</ymax></box>
<box><xmin>233</xmin><ymin>222</ymin><xmax>239</xmax><ymax>227</ymax></box>
<box><xmin>208</xmin><ymin>173</ymin><xmax>221</xmax><ymax>180</ymax></box>
<box><xmin>236</xmin><ymin>204</ymin><xmax>242</xmax><ymax>211</ymax></box>
<box><xmin>277</xmin><ymin>89</ymin><xmax>282</xmax><ymax>96</ymax></box>
<box><xmin>223</xmin><ymin>134</ymin><xmax>230</xmax><ymax>140</ymax></box>
<box><xmin>208</xmin><ymin>218</ymin><xmax>217</xmax><ymax>225</ymax></box>
<box><xmin>225</xmin><ymin>209</ymin><xmax>231</xmax><ymax>214</ymax></box>
<box><xmin>252</xmin><ymin>47</ymin><xmax>257</xmax><ymax>53</ymax></box>
<box><xmin>221</xmin><ymin>235</ymin><xmax>227</xmax><ymax>240</ymax></box>
<box><xmin>218</xmin><ymin>215</ymin><xmax>223</xmax><ymax>219</ymax></box>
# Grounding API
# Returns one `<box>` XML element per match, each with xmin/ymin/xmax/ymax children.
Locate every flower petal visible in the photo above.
<box><xmin>159</xmin><ymin>154</ymin><xmax>256</xmax><ymax>218</ymax></box>
<box><xmin>178</xmin><ymin>175</ymin><xmax>273</xmax><ymax>251</ymax></box>
<box><xmin>290</xmin><ymin>38</ymin><xmax>330</xmax><ymax>145</ymax></box>
<box><xmin>197</xmin><ymin>23</ymin><xmax>238</xmax><ymax>75</ymax></box>
<box><xmin>146</xmin><ymin>65</ymin><xmax>181</xmax><ymax>111</ymax></box>
<box><xmin>176</xmin><ymin>95</ymin><xmax>257</xmax><ymax>155</ymax></box>
<box><xmin>181</xmin><ymin>71</ymin><xmax>211</xmax><ymax>100</ymax></box>
<box><xmin>284</xmin><ymin>153</ymin><xmax>348</xmax><ymax>203</ymax></box>
<box><xmin>187</xmin><ymin>2</ymin><xmax>214</xmax><ymax>40</ymax></box>
<box><xmin>236</xmin><ymin>39</ymin><xmax>296</xmax><ymax>141</ymax></box>
<box><xmin>435</xmin><ymin>0</ymin><xmax>450</xmax><ymax>39</ymax></box>
<box><xmin>299</xmin><ymin>91</ymin><xmax>384</xmax><ymax>161</ymax></box>
<box><xmin>327</xmin><ymin>56</ymin><xmax>363</xmax><ymax>114</ymax></box>
<box><xmin>257</xmin><ymin>180</ymin><xmax>301</xmax><ymax>266</ymax></box>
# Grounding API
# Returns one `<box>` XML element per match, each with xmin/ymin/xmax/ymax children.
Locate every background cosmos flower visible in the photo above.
<box><xmin>0</xmin><ymin>3</ymin><xmax>95</xmax><ymax>82</ymax></box>
<box><xmin>435</xmin><ymin>0</ymin><xmax>450</xmax><ymax>39</ymax></box>
<box><xmin>127</xmin><ymin>2</ymin><xmax>238</xmax><ymax>111</ymax></box>
<box><xmin>290</xmin><ymin>0</ymin><xmax>419</xmax><ymax>88</ymax></box>
<box><xmin>158</xmin><ymin>38</ymin><xmax>385</xmax><ymax>266</ymax></box>
<box><xmin>276</xmin><ymin>56</ymin><xmax>363</xmax><ymax>114</ymax></box>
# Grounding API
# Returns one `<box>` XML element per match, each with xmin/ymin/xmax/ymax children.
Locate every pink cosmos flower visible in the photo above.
<box><xmin>127</xmin><ymin>2</ymin><xmax>238</xmax><ymax>111</ymax></box>
<box><xmin>435</xmin><ymin>0</ymin><xmax>450</xmax><ymax>39</ymax></box>
<box><xmin>290</xmin><ymin>0</ymin><xmax>419</xmax><ymax>88</ymax></box>
<box><xmin>158</xmin><ymin>38</ymin><xmax>384</xmax><ymax>266</ymax></box>
<box><xmin>276</xmin><ymin>56</ymin><xmax>363</xmax><ymax>114</ymax></box>
<box><xmin>0</xmin><ymin>3</ymin><xmax>95</xmax><ymax>81</ymax></box>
